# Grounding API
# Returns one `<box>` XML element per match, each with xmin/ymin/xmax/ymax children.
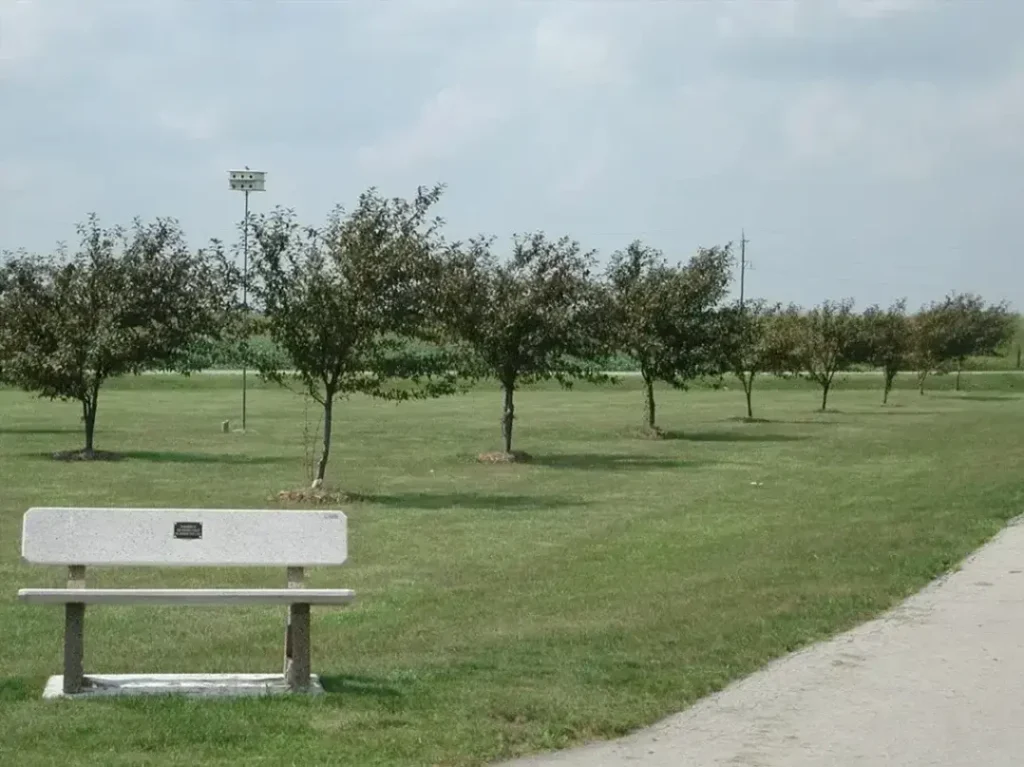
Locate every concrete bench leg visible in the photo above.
<box><xmin>63</xmin><ymin>603</ymin><xmax>85</xmax><ymax>694</ymax></box>
<box><xmin>285</xmin><ymin>603</ymin><xmax>311</xmax><ymax>691</ymax></box>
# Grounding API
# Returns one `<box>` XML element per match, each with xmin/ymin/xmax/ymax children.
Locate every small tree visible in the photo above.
<box><xmin>436</xmin><ymin>232</ymin><xmax>608</xmax><ymax>456</ymax></box>
<box><xmin>606</xmin><ymin>241</ymin><xmax>732</xmax><ymax>432</ymax></box>
<box><xmin>913</xmin><ymin>294</ymin><xmax>1017</xmax><ymax>392</ymax></box>
<box><xmin>720</xmin><ymin>300</ymin><xmax>796</xmax><ymax>419</ymax></box>
<box><xmin>789</xmin><ymin>299</ymin><xmax>860</xmax><ymax>411</ymax></box>
<box><xmin>861</xmin><ymin>299</ymin><xmax>910</xmax><ymax>404</ymax></box>
<box><xmin>249</xmin><ymin>185</ymin><xmax>460</xmax><ymax>488</ymax></box>
<box><xmin>0</xmin><ymin>216</ymin><xmax>235</xmax><ymax>457</ymax></box>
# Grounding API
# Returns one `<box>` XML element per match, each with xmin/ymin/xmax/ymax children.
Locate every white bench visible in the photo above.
<box><xmin>17</xmin><ymin>507</ymin><xmax>355</xmax><ymax>696</ymax></box>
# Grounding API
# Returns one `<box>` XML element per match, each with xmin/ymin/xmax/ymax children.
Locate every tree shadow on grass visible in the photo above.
<box><xmin>853</xmin><ymin>409</ymin><xmax>941</xmax><ymax>416</ymax></box>
<box><xmin>361</xmin><ymin>492</ymin><xmax>590</xmax><ymax>511</ymax></box>
<box><xmin>658</xmin><ymin>430</ymin><xmax>807</xmax><ymax>443</ymax></box>
<box><xmin>529</xmin><ymin>453</ymin><xmax>711</xmax><ymax>471</ymax></box>
<box><xmin>319</xmin><ymin>674</ymin><xmax>404</xmax><ymax>700</ymax></box>
<box><xmin>0</xmin><ymin>678</ymin><xmax>34</xmax><ymax>703</ymax></box>
<box><xmin>935</xmin><ymin>394</ymin><xmax>1022</xmax><ymax>402</ymax></box>
<box><xmin>119</xmin><ymin>450</ymin><xmax>294</xmax><ymax>465</ymax></box>
<box><xmin>0</xmin><ymin>427</ymin><xmax>79</xmax><ymax>435</ymax></box>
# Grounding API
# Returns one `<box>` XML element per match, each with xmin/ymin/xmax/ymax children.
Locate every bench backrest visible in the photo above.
<box><xmin>21</xmin><ymin>507</ymin><xmax>347</xmax><ymax>567</ymax></box>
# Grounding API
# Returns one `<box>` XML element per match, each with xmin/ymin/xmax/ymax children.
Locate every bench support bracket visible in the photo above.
<box><xmin>63</xmin><ymin>565</ymin><xmax>86</xmax><ymax>694</ymax></box>
<box><xmin>284</xmin><ymin>566</ymin><xmax>311</xmax><ymax>691</ymax></box>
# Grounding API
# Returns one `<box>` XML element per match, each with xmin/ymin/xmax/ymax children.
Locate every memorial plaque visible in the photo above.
<box><xmin>173</xmin><ymin>522</ymin><xmax>203</xmax><ymax>540</ymax></box>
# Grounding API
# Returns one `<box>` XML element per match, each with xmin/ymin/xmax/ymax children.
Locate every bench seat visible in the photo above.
<box><xmin>18</xmin><ymin>588</ymin><xmax>356</xmax><ymax>606</ymax></box>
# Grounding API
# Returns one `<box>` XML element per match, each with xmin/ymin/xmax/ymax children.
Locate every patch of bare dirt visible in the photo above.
<box><xmin>275</xmin><ymin>488</ymin><xmax>367</xmax><ymax>505</ymax></box>
<box><xmin>51</xmin><ymin>449</ymin><xmax>123</xmax><ymax>462</ymax></box>
<box><xmin>476</xmin><ymin>451</ymin><xmax>533</xmax><ymax>464</ymax></box>
<box><xmin>636</xmin><ymin>426</ymin><xmax>667</xmax><ymax>440</ymax></box>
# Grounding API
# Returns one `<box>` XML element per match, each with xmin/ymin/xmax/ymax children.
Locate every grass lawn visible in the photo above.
<box><xmin>0</xmin><ymin>372</ymin><xmax>1022</xmax><ymax>766</ymax></box>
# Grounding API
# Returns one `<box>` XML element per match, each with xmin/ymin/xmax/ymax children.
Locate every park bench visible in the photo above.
<box><xmin>17</xmin><ymin>507</ymin><xmax>355</xmax><ymax>696</ymax></box>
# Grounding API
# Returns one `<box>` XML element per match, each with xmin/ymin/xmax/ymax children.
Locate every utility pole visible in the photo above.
<box><xmin>739</xmin><ymin>229</ymin><xmax>749</xmax><ymax>311</ymax></box>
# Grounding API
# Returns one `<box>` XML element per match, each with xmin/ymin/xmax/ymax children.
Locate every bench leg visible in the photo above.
<box><xmin>63</xmin><ymin>603</ymin><xmax>85</xmax><ymax>695</ymax></box>
<box><xmin>285</xmin><ymin>603</ymin><xmax>311</xmax><ymax>691</ymax></box>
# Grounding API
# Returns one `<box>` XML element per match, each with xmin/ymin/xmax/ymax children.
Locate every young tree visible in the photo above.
<box><xmin>913</xmin><ymin>294</ymin><xmax>1017</xmax><ymax>392</ymax></box>
<box><xmin>606</xmin><ymin>241</ymin><xmax>732</xmax><ymax>432</ymax></box>
<box><xmin>436</xmin><ymin>232</ymin><xmax>608</xmax><ymax>456</ymax></box>
<box><xmin>861</xmin><ymin>299</ymin><xmax>910</xmax><ymax>404</ymax></box>
<box><xmin>248</xmin><ymin>185</ymin><xmax>460</xmax><ymax>488</ymax></box>
<box><xmin>720</xmin><ymin>300</ymin><xmax>797</xmax><ymax>419</ymax></box>
<box><xmin>0</xmin><ymin>216</ymin><xmax>236</xmax><ymax>457</ymax></box>
<box><xmin>788</xmin><ymin>298</ymin><xmax>860</xmax><ymax>411</ymax></box>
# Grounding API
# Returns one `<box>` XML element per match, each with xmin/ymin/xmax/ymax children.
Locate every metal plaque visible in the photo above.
<box><xmin>173</xmin><ymin>521</ymin><xmax>203</xmax><ymax>540</ymax></box>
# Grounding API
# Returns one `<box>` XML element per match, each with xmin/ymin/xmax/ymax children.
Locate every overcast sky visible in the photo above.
<box><xmin>1</xmin><ymin>0</ymin><xmax>1021</xmax><ymax>310</ymax></box>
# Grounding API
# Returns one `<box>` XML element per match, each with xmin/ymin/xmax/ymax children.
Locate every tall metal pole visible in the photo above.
<box><xmin>229</xmin><ymin>168</ymin><xmax>265</xmax><ymax>434</ymax></box>
<box><xmin>242</xmin><ymin>189</ymin><xmax>249</xmax><ymax>432</ymax></box>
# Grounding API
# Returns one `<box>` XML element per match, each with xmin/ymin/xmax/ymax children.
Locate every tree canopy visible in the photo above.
<box><xmin>0</xmin><ymin>215</ymin><xmax>235</xmax><ymax>456</ymax></box>
<box><xmin>605</xmin><ymin>241</ymin><xmax>732</xmax><ymax>431</ymax></box>
<box><xmin>720</xmin><ymin>299</ymin><xmax>796</xmax><ymax>419</ymax></box>
<box><xmin>248</xmin><ymin>184</ymin><xmax>460</xmax><ymax>487</ymax></box>
<box><xmin>913</xmin><ymin>293</ymin><xmax>1017</xmax><ymax>392</ymax></box>
<box><xmin>436</xmin><ymin>232</ymin><xmax>608</xmax><ymax>455</ymax></box>
<box><xmin>859</xmin><ymin>300</ymin><xmax>911</xmax><ymax>403</ymax></box>
<box><xmin>786</xmin><ymin>298</ymin><xmax>860</xmax><ymax>411</ymax></box>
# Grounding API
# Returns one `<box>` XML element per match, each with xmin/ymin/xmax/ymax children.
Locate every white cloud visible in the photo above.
<box><xmin>783</xmin><ymin>83</ymin><xmax>865</xmax><ymax>164</ymax></box>
<box><xmin>532</xmin><ymin>12</ymin><xmax>620</xmax><ymax>87</ymax></box>
<box><xmin>155</xmin><ymin>106</ymin><xmax>221</xmax><ymax>142</ymax></box>
<box><xmin>835</xmin><ymin>0</ymin><xmax>926</xmax><ymax>21</ymax></box>
<box><xmin>715</xmin><ymin>0</ymin><xmax>801</xmax><ymax>41</ymax></box>
<box><xmin>355</xmin><ymin>85</ymin><xmax>507</xmax><ymax>173</ymax></box>
<box><xmin>550</xmin><ymin>129</ymin><xmax>610</xmax><ymax>201</ymax></box>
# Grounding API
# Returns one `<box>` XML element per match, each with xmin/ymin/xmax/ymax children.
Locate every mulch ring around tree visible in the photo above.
<box><xmin>51</xmin><ymin>449</ymin><xmax>123</xmax><ymax>462</ymax></box>
<box><xmin>275</xmin><ymin>488</ymin><xmax>368</xmax><ymax>505</ymax></box>
<box><xmin>476</xmin><ymin>451</ymin><xmax>533</xmax><ymax>464</ymax></box>
<box><xmin>636</xmin><ymin>426</ymin><xmax>668</xmax><ymax>440</ymax></box>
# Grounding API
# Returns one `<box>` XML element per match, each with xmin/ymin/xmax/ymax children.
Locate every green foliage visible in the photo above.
<box><xmin>719</xmin><ymin>299</ymin><xmax>797</xmax><ymax>418</ymax></box>
<box><xmin>605</xmin><ymin>240</ymin><xmax>732</xmax><ymax>429</ymax></box>
<box><xmin>437</xmin><ymin>232</ymin><xmax>609</xmax><ymax>453</ymax></box>
<box><xmin>860</xmin><ymin>299</ymin><xmax>910</xmax><ymax>403</ymax></box>
<box><xmin>0</xmin><ymin>215</ymin><xmax>235</xmax><ymax>453</ymax></box>
<box><xmin>785</xmin><ymin>298</ymin><xmax>861</xmax><ymax>411</ymax></box>
<box><xmin>248</xmin><ymin>185</ymin><xmax>462</xmax><ymax>485</ymax></box>
<box><xmin>913</xmin><ymin>293</ymin><xmax>1017</xmax><ymax>392</ymax></box>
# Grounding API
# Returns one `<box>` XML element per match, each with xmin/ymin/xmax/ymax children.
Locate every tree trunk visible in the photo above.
<box><xmin>743</xmin><ymin>373</ymin><xmax>755</xmax><ymax>419</ymax></box>
<box><xmin>820</xmin><ymin>378</ymin><xmax>831</xmax><ymax>411</ymax></box>
<box><xmin>82</xmin><ymin>396</ymin><xmax>97</xmax><ymax>455</ymax></box>
<box><xmin>313</xmin><ymin>393</ymin><xmax>334</xmax><ymax>487</ymax></box>
<box><xmin>883</xmin><ymin>370</ymin><xmax>894</xmax><ymax>404</ymax></box>
<box><xmin>501</xmin><ymin>382</ymin><xmax>515</xmax><ymax>453</ymax></box>
<box><xmin>955</xmin><ymin>358</ymin><xmax>962</xmax><ymax>391</ymax></box>
<box><xmin>643</xmin><ymin>373</ymin><xmax>656</xmax><ymax>430</ymax></box>
<box><xmin>918</xmin><ymin>370</ymin><xmax>927</xmax><ymax>395</ymax></box>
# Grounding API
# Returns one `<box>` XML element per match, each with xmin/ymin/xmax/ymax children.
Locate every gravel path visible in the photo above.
<box><xmin>500</xmin><ymin>519</ymin><xmax>1024</xmax><ymax>767</ymax></box>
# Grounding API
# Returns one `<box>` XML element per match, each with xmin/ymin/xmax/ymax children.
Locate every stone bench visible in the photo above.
<box><xmin>17</xmin><ymin>507</ymin><xmax>355</xmax><ymax>696</ymax></box>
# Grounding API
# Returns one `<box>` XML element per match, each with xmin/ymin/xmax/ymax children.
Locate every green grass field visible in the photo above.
<box><xmin>1</xmin><ymin>372</ymin><xmax>1022</xmax><ymax>766</ymax></box>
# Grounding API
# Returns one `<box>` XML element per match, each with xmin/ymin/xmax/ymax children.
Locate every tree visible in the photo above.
<box><xmin>606</xmin><ymin>241</ymin><xmax>732</xmax><ymax>432</ymax></box>
<box><xmin>248</xmin><ymin>185</ymin><xmax>460</xmax><ymax>488</ymax></box>
<box><xmin>860</xmin><ymin>299</ymin><xmax>910</xmax><ymax>404</ymax></box>
<box><xmin>0</xmin><ymin>216</ymin><xmax>235</xmax><ymax>457</ymax></box>
<box><xmin>788</xmin><ymin>299</ymin><xmax>860</xmax><ymax>411</ymax></box>
<box><xmin>913</xmin><ymin>294</ymin><xmax>1017</xmax><ymax>392</ymax></box>
<box><xmin>436</xmin><ymin>232</ymin><xmax>608</xmax><ymax>456</ymax></box>
<box><xmin>720</xmin><ymin>300</ymin><xmax>797</xmax><ymax>419</ymax></box>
